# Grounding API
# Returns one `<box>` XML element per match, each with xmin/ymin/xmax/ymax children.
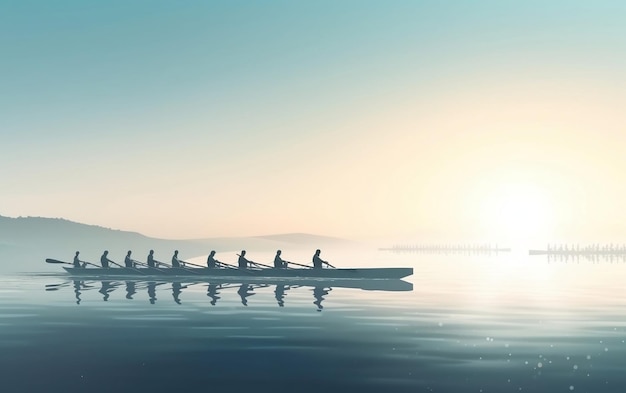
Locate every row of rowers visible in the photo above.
<box><xmin>72</xmin><ymin>249</ymin><xmax>334</xmax><ymax>270</ymax></box>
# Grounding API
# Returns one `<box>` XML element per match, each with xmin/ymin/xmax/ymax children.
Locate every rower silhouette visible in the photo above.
<box><xmin>207</xmin><ymin>283</ymin><xmax>221</xmax><ymax>305</ymax></box>
<box><xmin>100</xmin><ymin>250</ymin><xmax>113</xmax><ymax>268</ymax></box>
<box><xmin>238</xmin><ymin>250</ymin><xmax>252</xmax><ymax>269</ymax></box>
<box><xmin>73</xmin><ymin>251</ymin><xmax>86</xmax><ymax>268</ymax></box>
<box><xmin>124</xmin><ymin>251</ymin><xmax>135</xmax><ymax>268</ymax></box>
<box><xmin>274</xmin><ymin>250</ymin><xmax>288</xmax><ymax>269</ymax></box>
<box><xmin>147</xmin><ymin>250</ymin><xmax>157</xmax><ymax>268</ymax></box>
<box><xmin>125</xmin><ymin>281</ymin><xmax>136</xmax><ymax>299</ymax></box>
<box><xmin>312</xmin><ymin>249</ymin><xmax>329</xmax><ymax>269</ymax></box>
<box><xmin>148</xmin><ymin>282</ymin><xmax>157</xmax><ymax>304</ymax></box>
<box><xmin>237</xmin><ymin>283</ymin><xmax>254</xmax><ymax>306</ymax></box>
<box><xmin>313</xmin><ymin>286</ymin><xmax>331</xmax><ymax>311</ymax></box>
<box><xmin>207</xmin><ymin>251</ymin><xmax>221</xmax><ymax>268</ymax></box>
<box><xmin>172</xmin><ymin>250</ymin><xmax>182</xmax><ymax>268</ymax></box>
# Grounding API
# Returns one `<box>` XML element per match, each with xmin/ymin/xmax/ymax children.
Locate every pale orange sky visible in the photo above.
<box><xmin>2</xmin><ymin>2</ymin><xmax>625</xmax><ymax>243</ymax></box>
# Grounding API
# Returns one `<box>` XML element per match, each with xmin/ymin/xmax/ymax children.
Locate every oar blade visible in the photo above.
<box><xmin>45</xmin><ymin>258</ymin><xmax>70</xmax><ymax>265</ymax></box>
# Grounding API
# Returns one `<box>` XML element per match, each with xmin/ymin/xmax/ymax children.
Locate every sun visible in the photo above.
<box><xmin>479</xmin><ymin>182</ymin><xmax>555</xmax><ymax>244</ymax></box>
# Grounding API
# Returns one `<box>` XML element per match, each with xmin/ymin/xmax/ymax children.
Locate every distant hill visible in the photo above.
<box><xmin>0</xmin><ymin>216</ymin><xmax>353</xmax><ymax>272</ymax></box>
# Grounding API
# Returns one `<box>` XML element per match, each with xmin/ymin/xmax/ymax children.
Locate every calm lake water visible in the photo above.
<box><xmin>1</xmin><ymin>250</ymin><xmax>625</xmax><ymax>392</ymax></box>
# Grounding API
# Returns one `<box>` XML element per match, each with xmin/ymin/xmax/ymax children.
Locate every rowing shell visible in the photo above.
<box><xmin>61</xmin><ymin>266</ymin><xmax>413</xmax><ymax>279</ymax></box>
<box><xmin>51</xmin><ymin>276</ymin><xmax>413</xmax><ymax>292</ymax></box>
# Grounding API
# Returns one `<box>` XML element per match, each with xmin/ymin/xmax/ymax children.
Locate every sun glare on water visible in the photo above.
<box><xmin>479</xmin><ymin>182</ymin><xmax>556</xmax><ymax>245</ymax></box>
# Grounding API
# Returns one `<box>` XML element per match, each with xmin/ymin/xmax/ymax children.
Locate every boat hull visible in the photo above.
<box><xmin>61</xmin><ymin>266</ymin><xmax>413</xmax><ymax>279</ymax></box>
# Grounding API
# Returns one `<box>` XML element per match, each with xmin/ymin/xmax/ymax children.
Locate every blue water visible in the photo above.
<box><xmin>1</xmin><ymin>252</ymin><xmax>625</xmax><ymax>392</ymax></box>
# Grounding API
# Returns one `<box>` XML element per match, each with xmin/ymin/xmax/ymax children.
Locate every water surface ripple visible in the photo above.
<box><xmin>1</xmin><ymin>255</ymin><xmax>625</xmax><ymax>392</ymax></box>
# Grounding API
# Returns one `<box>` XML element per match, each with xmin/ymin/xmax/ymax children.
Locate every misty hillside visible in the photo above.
<box><xmin>0</xmin><ymin>216</ymin><xmax>353</xmax><ymax>272</ymax></box>
<box><xmin>253</xmin><ymin>233</ymin><xmax>356</xmax><ymax>245</ymax></box>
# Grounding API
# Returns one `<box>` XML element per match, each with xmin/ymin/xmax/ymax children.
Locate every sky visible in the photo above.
<box><xmin>1</xmin><ymin>1</ymin><xmax>626</xmax><ymax>244</ymax></box>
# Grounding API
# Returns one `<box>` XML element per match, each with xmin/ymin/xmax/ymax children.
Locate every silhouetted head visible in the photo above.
<box><xmin>103</xmin><ymin>250</ymin><xmax>108</xmax><ymax>255</ymax></box>
<box><xmin>241</xmin><ymin>250</ymin><xmax>246</xmax><ymax>256</ymax></box>
<box><xmin>149</xmin><ymin>250</ymin><xmax>154</xmax><ymax>255</ymax></box>
<box><xmin>174</xmin><ymin>250</ymin><xmax>178</xmax><ymax>256</ymax></box>
<box><xmin>75</xmin><ymin>251</ymin><xmax>79</xmax><ymax>256</ymax></box>
<box><xmin>315</xmin><ymin>249</ymin><xmax>321</xmax><ymax>255</ymax></box>
<box><xmin>127</xmin><ymin>250</ymin><xmax>131</xmax><ymax>256</ymax></box>
<box><xmin>276</xmin><ymin>250</ymin><xmax>282</xmax><ymax>255</ymax></box>
<box><xmin>209</xmin><ymin>250</ymin><xmax>216</xmax><ymax>256</ymax></box>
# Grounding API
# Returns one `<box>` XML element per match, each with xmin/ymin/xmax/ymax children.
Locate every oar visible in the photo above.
<box><xmin>178</xmin><ymin>259</ymin><xmax>246</xmax><ymax>273</ymax></box>
<box><xmin>284</xmin><ymin>261</ymin><xmax>311</xmax><ymax>269</ymax></box>
<box><xmin>179</xmin><ymin>260</ymin><xmax>207</xmax><ymax>269</ymax></box>
<box><xmin>109</xmin><ymin>259</ymin><xmax>146</xmax><ymax>275</ymax></box>
<box><xmin>46</xmin><ymin>258</ymin><xmax>100</xmax><ymax>268</ymax></box>
<box><xmin>182</xmin><ymin>258</ymin><xmax>240</xmax><ymax>271</ymax></box>
<box><xmin>236</xmin><ymin>254</ymin><xmax>272</xmax><ymax>269</ymax></box>
<box><xmin>220</xmin><ymin>262</ymin><xmax>237</xmax><ymax>269</ymax></box>
<box><xmin>156</xmin><ymin>260</ymin><xmax>202</xmax><ymax>275</ymax></box>
<box><xmin>182</xmin><ymin>258</ymin><xmax>258</xmax><ymax>275</ymax></box>
<box><xmin>132</xmin><ymin>260</ymin><xmax>169</xmax><ymax>274</ymax></box>
<box><xmin>215</xmin><ymin>261</ymin><xmax>258</xmax><ymax>275</ymax></box>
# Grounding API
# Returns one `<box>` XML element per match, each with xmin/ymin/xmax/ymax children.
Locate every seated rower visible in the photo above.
<box><xmin>124</xmin><ymin>250</ymin><xmax>134</xmax><ymax>268</ymax></box>
<box><xmin>207</xmin><ymin>250</ymin><xmax>221</xmax><ymax>268</ymax></box>
<box><xmin>100</xmin><ymin>250</ymin><xmax>114</xmax><ymax>268</ymax></box>
<box><xmin>147</xmin><ymin>250</ymin><xmax>158</xmax><ymax>268</ymax></box>
<box><xmin>73</xmin><ymin>251</ymin><xmax>86</xmax><ymax>268</ymax></box>
<box><xmin>238</xmin><ymin>250</ymin><xmax>252</xmax><ymax>269</ymax></box>
<box><xmin>274</xmin><ymin>250</ymin><xmax>288</xmax><ymax>269</ymax></box>
<box><xmin>171</xmin><ymin>250</ymin><xmax>183</xmax><ymax>268</ymax></box>
<box><xmin>312</xmin><ymin>249</ymin><xmax>328</xmax><ymax>269</ymax></box>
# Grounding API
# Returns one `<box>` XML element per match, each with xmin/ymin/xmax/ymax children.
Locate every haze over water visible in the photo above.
<box><xmin>2</xmin><ymin>1</ymin><xmax>626</xmax><ymax>392</ymax></box>
<box><xmin>2</xmin><ymin>250</ymin><xmax>625</xmax><ymax>393</ymax></box>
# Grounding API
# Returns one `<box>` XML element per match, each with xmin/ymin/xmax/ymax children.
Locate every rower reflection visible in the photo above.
<box><xmin>172</xmin><ymin>282</ymin><xmax>183</xmax><ymax>304</ymax></box>
<box><xmin>125</xmin><ymin>281</ymin><xmax>136</xmax><ymax>299</ymax></box>
<box><xmin>207</xmin><ymin>283</ymin><xmax>221</xmax><ymax>306</ymax></box>
<box><xmin>46</xmin><ymin>278</ymin><xmax>411</xmax><ymax>307</ymax></box>
<box><xmin>313</xmin><ymin>286</ymin><xmax>332</xmax><ymax>311</ymax></box>
<box><xmin>74</xmin><ymin>280</ymin><xmax>86</xmax><ymax>304</ymax></box>
<box><xmin>275</xmin><ymin>284</ymin><xmax>286</xmax><ymax>307</ymax></box>
<box><xmin>237</xmin><ymin>283</ymin><xmax>254</xmax><ymax>306</ymax></box>
<box><xmin>99</xmin><ymin>281</ymin><xmax>116</xmax><ymax>301</ymax></box>
<box><xmin>148</xmin><ymin>281</ymin><xmax>157</xmax><ymax>304</ymax></box>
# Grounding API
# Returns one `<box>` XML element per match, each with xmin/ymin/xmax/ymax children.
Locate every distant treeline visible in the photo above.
<box><xmin>530</xmin><ymin>244</ymin><xmax>626</xmax><ymax>255</ymax></box>
<box><xmin>379</xmin><ymin>244</ymin><xmax>511</xmax><ymax>254</ymax></box>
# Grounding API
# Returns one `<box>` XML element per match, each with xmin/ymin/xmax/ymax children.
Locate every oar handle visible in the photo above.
<box><xmin>133</xmin><ymin>259</ymin><xmax>165</xmax><ymax>271</ymax></box>
<box><xmin>158</xmin><ymin>260</ymin><xmax>202</xmax><ymax>275</ymax></box>
<box><xmin>109</xmin><ymin>260</ymin><xmax>123</xmax><ymax>268</ymax></box>
<box><xmin>180</xmin><ymin>260</ymin><xmax>205</xmax><ymax>269</ymax></box>
<box><xmin>251</xmin><ymin>261</ymin><xmax>272</xmax><ymax>269</ymax></box>
<box><xmin>286</xmin><ymin>261</ymin><xmax>311</xmax><ymax>269</ymax></box>
<box><xmin>217</xmin><ymin>261</ymin><xmax>238</xmax><ymax>269</ymax></box>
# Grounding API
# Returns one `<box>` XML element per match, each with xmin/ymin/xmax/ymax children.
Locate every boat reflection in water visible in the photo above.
<box><xmin>45</xmin><ymin>277</ymin><xmax>412</xmax><ymax>309</ymax></box>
